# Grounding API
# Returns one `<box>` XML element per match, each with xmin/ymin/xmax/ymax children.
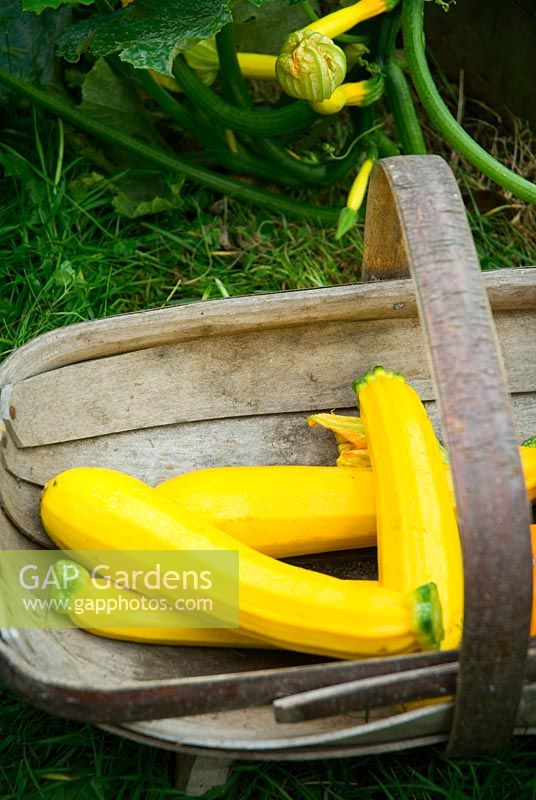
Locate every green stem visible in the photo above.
<box><xmin>215</xmin><ymin>24</ymin><xmax>251</xmax><ymax>109</ymax></box>
<box><xmin>132</xmin><ymin>69</ymin><xmax>294</xmax><ymax>185</ymax></box>
<box><xmin>172</xmin><ymin>55</ymin><xmax>317</xmax><ymax>137</ymax></box>
<box><xmin>403</xmin><ymin>0</ymin><xmax>536</xmax><ymax>202</ymax></box>
<box><xmin>135</xmin><ymin>69</ymin><xmax>225</xmax><ymax>149</ymax></box>
<box><xmin>0</xmin><ymin>70</ymin><xmax>338</xmax><ymax>223</ymax></box>
<box><xmin>375</xmin><ymin>8</ymin><xmax>426</xmax><ymax>155</ymax></box>
<box><xmin>384</xmin><ymin>59</ymin><xmax>426</xmax><ymax>154</ymax></box>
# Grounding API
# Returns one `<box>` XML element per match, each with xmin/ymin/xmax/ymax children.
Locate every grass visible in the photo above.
<box><xmin>1</xmin><ymin>101</ymin><xmax>534</xmax><ymax>361</ymax></box>
<box><xmin>0</xmin><ymin>110</ymin><xmax>364</xmax><ymax>360</ymax></box>
<box><xmin>0</xmin><ymin>91</ymin><xmax>535</xmax><ymax>799</ymax></box>
<box><xmin>2</xmin><ymin>684</ymin><xmax>536</xmax><ymax>799</ymax></box>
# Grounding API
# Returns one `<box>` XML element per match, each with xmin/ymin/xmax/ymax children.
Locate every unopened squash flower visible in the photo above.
<box><xmin>276</xmin><ymin>29</ymin><xmax>347</xmax><ymax>102</ymax></box>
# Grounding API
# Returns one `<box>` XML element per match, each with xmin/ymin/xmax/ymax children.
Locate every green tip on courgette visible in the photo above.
<box><xmin>336</xmin><ymin>207</ymin><xmax>359</xmax><ymax>240</ymax></box>
<box><xmin>438</xmin><ymin>442</ymin><xmax>450</xmax><ymax>465</ymax></box>
<box><xmin>410</xmin><ymin>582</ymin><xmax>444</xmax><ymax>651</ymax></box>
<box><xmin>522</xmin><ymin>435</ymin><xmax>536</xmax><ymax>448</ymax></box>
<box><xmin>49</xmin><ymin>559</ymin><xmax>86</xmax><ymax>613</ymax></box>
<box><xmin>360</xmin><ymin>76</ymin><xmax>385</xmax><ymax>107</ymax></box>
<box><xmin>352</xmin><ymin>365</ymin><xmax>405</xmax><ymax>394</ymax></box>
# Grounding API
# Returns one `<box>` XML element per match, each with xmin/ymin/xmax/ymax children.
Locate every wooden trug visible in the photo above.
<box><xmin>0</xmin><ymin>157</ymin><xmax>535</xmax><ymax>778</ymax></box>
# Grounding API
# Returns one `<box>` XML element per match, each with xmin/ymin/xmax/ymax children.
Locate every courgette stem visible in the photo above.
<box><xmin>375</xmin><ymin>8</ymin><xmax>426</xmax><ymax>155</ymax></box>
<box><xmin>172</xmin><ymin>55</ymin><xmax>317</xmax><ymax>137</ymax></box>
<box><xmin>403</xmin><ymin>0</ymin><xmax>536</xmax><ymax>202</ymax></box>
<box><xmin>133</xmin><ymin>68</ymin><xmax>295</xmax><ymax>186</ymax></box>
<box><xmin>410</xmin><ymin>583</ymin><xmax>444</xmax><ymax>651</ymax></box>
<box><xmin>134</xmin><ymin>69</ymin><xmax>224</xmax><ymax>149</ymax></box>
<box><xmin>216</xmin><ymin>25</ymin><xmax>252</xmax><ymax>109</ymax></box>
<box><xmin>217</xmin><ymin>25</ymin><xmax>312</xmax><ymax>181</ymax></box>
<box><xmin>0</xmin><ymin>70</ymin><xmax>339</xmax><ymax>222</ymax></box>
<box><xmin>384</xmin><ymin>59</ymin><xmax>427</xmax><ymax>154</ymax></box>
<box><xmin>216</xmin><ymin>25</ymin><xmax>321</xmax><ymax>182</ymax></box>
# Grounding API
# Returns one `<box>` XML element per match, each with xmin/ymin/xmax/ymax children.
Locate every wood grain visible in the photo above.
<box><xmin>0</xmin><ymin>271</ymin><xmax>534</xmax><ymax>388</ymax></box>
<box><xmin>4</xmin><ymin>308</ymin><xmax>535</xmax><ymax>449</ymax></box>
<box><xmin>0</xmin><ymin>154</ymin><xmax>534</xmax><ymax>759</ymax></box>
<box><xmin>4</xmin><ymin>317</ymin><xmax>427</xmax><ymax>447</ymax></box>
<box><xmin>1</xmin><ymin>410</ymin><xmax>341</xmax><ymax>487</ymax></box>
<box><xmin>3</xmin><ymin>393</ymin><xmax>535</xmax><ymax>490</ymax></box>
<box><xmin>0</xmin><ymin>461</ymin><xmax>50</xmax><ymax>547</ymax></box>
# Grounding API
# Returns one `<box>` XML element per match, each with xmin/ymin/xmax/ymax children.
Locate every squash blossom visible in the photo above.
<box><xmin>276</xmin><ymin>29</ymin><xmax>347</xmax><ymax>102</ymax></box>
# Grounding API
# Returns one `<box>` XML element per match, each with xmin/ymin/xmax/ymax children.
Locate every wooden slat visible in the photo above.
<box><xmin>0</xmin><ymin>271</ymin><xmax>534</xmax><ymax>386</ymax></box>
<box><xmin>0</xmin><ymin>461</ymin><xmax>50</xmax><ymax>547</ymax></box>
<box><xmin>3</xmin><ymin>393</ymin><xmax>535</xmax><ymax>490</ymax></box>
<box><xmin>4</xmin><ymin>317</ymin><xmax>429</xmax><ymax>447</ymax></box>
<box><xmin>0</xmin><ymin>507</ymin><xmax>38</xmax><ymax>550</ymax></box>
<box><xmin>103</xmin><ymin>722</ymin><xmax>450</xmax><ymax>759</ymax></box>
<box><xmin>5</xmin><ymin>307</ymin><xmax>535</xmax><ymax>449</ymax></box>
<box><xmin>1</xmin><ymin>410</ymin><xmax>342</xmax><ymax>487</ymax></box>
<box><xmin>0</xmin><ymin>280</ymin><xmax>422</xmax><ymax>386</ymax></box>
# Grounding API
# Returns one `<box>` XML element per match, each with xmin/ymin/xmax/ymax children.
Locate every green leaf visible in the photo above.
<box><xmin>233</xmin><ymin>0</ymin><xmax>312</xmax><ymax>52</ymax></box>
<box><xmin>22</xmin><ymin>0</ymin><xmax>93</xmax><ymax>14</ymax></box>
<box><xmin>0</xmin><ymin>3</ymin><xmax>71</xmax><ymax>100</ymax></box>
<box><xmin>0</xmin><ymin>147</ymin><xmax>33</xmax><ymax>182</ymax></box>
<box><xmin>0</xmin><ymin>1</ymin><xmax>24</xmax><ymax>34</ymax></box>
<box><xmin>111</xmin><ymin>172</ymin><xmax>185</xmax><ymax>218</ymax></box>
<box><xmin>80</xmin><ymin>58</ymin><xmax>154</xmax><ymax>142</ymax></box>
<box><xmin>57</xmin><ymin>0</ymin><xmax>233</xmax><ymax>76</ymax></box>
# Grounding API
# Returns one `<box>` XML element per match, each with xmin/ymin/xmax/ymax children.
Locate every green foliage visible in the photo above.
<box><xmin>0</xmin><ymin>0</ymin><xmax>71</xmax><ymax>98</ymax></box>
<box><xmin>244</xmin><ymin>0</ymin><xmax>304</xmax><ymax>5</ymax></box>
<box><xmin>111</xmin><ymin>172</ymin><xmax>185</xmax><ymax>218</ymax></box>
<box><xmin>335</xmin><ymin>206</ymin><xmax>358</xmax><ymax>239</ymax></box>
<box><xmin>22</xmin><ymin>0</ymin><xmax>93</xmax><ymax>13</ymax></box>
<box><xmin>0</xmin><ymin>0</ymin><xmax>24</xmax><ymax>33</ymax></box>
<box><xmin>56</xmin><ymin>0</ymin><xmax>233</xmax><ymax>76</ymax></box>
<box><xmin>80</xmin><ymin>58</ymin><xmax>155</xmax><ymax>142</ymax></box>
<box><xmin>0</xmin><ymin>109</ymin><xmax>358</xmax><ymax>357</ymax></box>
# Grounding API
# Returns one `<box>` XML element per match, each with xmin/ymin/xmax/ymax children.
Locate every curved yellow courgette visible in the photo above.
<box><xmin>41</xmin><ymin>467</ymin><xmax>443</xmax><ymax>657</ymax></box>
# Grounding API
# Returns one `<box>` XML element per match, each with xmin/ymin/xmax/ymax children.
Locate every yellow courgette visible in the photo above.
<box><xmin>304</xmin><ymin>0</ymin><xmax>399</xmax><ymax>40</ymax></box>
<box><xmin>41</xmin><ymin>467</ymin><xmax>443</xmax><ymax>658</ymax></box>
<box><xmin>355</xmin><ymin>366</ymin><xmax>463</xmax><ymax>650</ymax></box>
<box><xmin>51</xmin><ymin>559</ymin><xmax>272</xmax><ymax>648</ymax></box>
<box><xmin>155</xmin><ymin>448</ymin><xmax>536</xmax><ymax>559</ymax></box>
<box><xmin>157</xmin><ymin>466</ymin><xmax>376</xmax><ymax>557</ymax></box>
<box><xmin>54</xmin><ymin>525</ymin><xmax>536</xmax><ymax>650</ymax></box>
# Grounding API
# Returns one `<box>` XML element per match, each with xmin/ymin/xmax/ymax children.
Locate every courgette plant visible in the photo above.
<box><xmin>0</xmin><ymin>0</ymin><xmax>534</xmax><ymax>231</ymax></box>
